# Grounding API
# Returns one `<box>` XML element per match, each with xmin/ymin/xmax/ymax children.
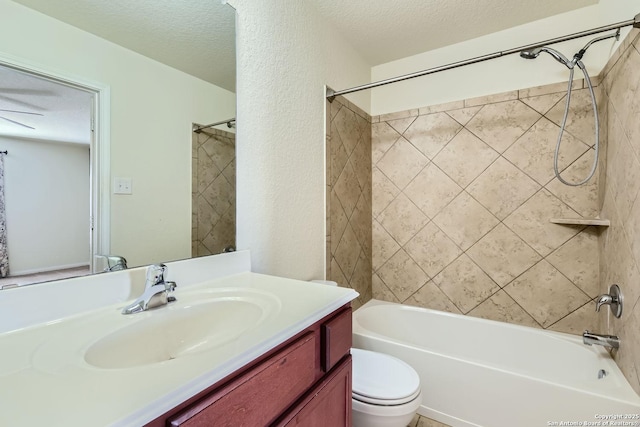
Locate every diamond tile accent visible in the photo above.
<box><xmin>329</xmin><ymin>124</ymin><xmax>348</xmax><ymax>187</ymax></box>
<box><xmin>378</xmin><ymin>193</ymin><xmax>429</xmax><ymax>246</ymax></box>
<box><xmin>405</xmin><ymin>281</ymin><xmax>461</xmax><ymax>314</ymax></box>
<box><xmin>467</xmin><ymin>290</ymin><xmax>540</xmax><ymax>328</ymax></box>
<box><xmin>334</xmin><ymin>223</ymin><xmax>362</xmax><ymax>279</ymax></box>
<box><xmin>466</xmin><ymin>100</ymin><xmax>541</xmax><ymax>153</ymax></box>
<box><xmin>377</xmin><ymin>136</ymin><xmax>429</xmax><ymax>189</ymax></box>
<box><xmin>548</xmin><ymin>301</ymin><xmax>597</xmax><ymax>335</ymax></box>
<box><xmin>329</xmin><ymin>190</ymin><xmax>348</xmax><ymax>253</ymax></box>
<box><xmin>446</xmin><ymin>106</ymin><xmax>482</xmax><ymax>126</ymax></box>
<box><xmin>467</xmin><ymin>223</ymin><xmax>541</xmax><ymax>287</ymax></box>
<box><xmin>432</xmin><ymin>129</ymin><xmax>499</xmax><ymax>187</ymax></box>
<box><xmin>377</xmin><ymin>249</ymin><xmax>429</xmax><ymax>301</ymax></box>
<box><xmin>433</xmin><ymin>192</ymin><xmax>499</xmax><ymax>250</ymax></box>
<box><xmin>350</xmin><ymin>138</ymin><xmax>371</xmax><ymax>190</ymax></box>
<box><xmin>372</xmin><ymin>122</ymin><xmax>401</xmax><ymax>164</ymax></box>
<box><xmin>504</xmin><ymin>189</ymin><xmax>582</xmax><ymax>257</ymax></box>
<box><xmin>387</xmin><ymin>116</ymin><xmax>417</xmax><ymax>135</ymax></box>
<box><xmin>504</xmin><ymin>260</ymin><xmax>590</xmax><ymax>327</ymax></box>
<box><xmin>334</xmin><ymin>160</ymin><xmax>361</xmax><ymax>218</ymax></box>
<box><xmin>547</xmin><ymin>230</ymin><xmax>599</xmax><ymax>298</ymax></box>
<box><xmin>405</xmin><ymin>222</ymin><xmax>463</xmax><ymax>278</ymax></box>
<box><xmin>403</xmin><ymin>112</ymin><xmax>462</xmax><ymax>159</ymax></box>
<box><xmin>433</xmin><ymin>254</ymin><xmax>499</xmax><ymax>313</ymax></box>
<box><xmin>333</xmin><ymin>105</ymin><xmax>361</xmax><ymax>155</ymax></box>
<box><xmin>372</xmin><ymin>167</ymin><xmax>400</xmax><ymax>218</ymax></box>
<box><xmin>404</xmin><ymin>163</ymin><xmax>462</xmax><ymax>219</ymax></box>
<box><xmin>467</xmin><ymin>157</ymin><xmax>540</xmax><ymax>220</ymax></box>
<box><xmin>520</xmin><ymin>92</ymin><xmax>565</xmax><ymax>115</ymax></box>
<box><xmin>372</xmin><ymin>273</ymin><xmax>400</xmax><ymax>302</ymax></box>
<box><xmin>503</xmin><ymin>117</ymin><xmax>589</xmax><ymax>186</ymax></box>
<box><xmin>372</xmin><ymin>219</ymin><xmax>400</xmax><ymax>271</ymax></box>
<box><xmin>546</xmin><ymin>88</ymin><xmax>598</xmax><ymax>146</ymax></box>
<box><xmin>545</xmin><ymin>150</ymin><xmax>599</xmax><ymax>217</ymax></box>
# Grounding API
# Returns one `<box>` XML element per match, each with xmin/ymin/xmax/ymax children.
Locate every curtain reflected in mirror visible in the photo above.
<box><xmin>192</xmin><ymin>126</ymin><xmax>236</xmax><ymax>257</ymax></box>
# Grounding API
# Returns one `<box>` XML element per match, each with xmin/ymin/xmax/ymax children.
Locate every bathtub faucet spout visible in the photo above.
<box><xmin>583</xmin><ymin>330</ymin><xmax>619</xmax><ymax>349</ymax></box>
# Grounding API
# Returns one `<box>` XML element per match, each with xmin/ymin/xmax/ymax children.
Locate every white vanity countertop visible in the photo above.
<box><xmin>0</xmin><ymin>271</ymin><xmax>358</xmax><ymax>426</ymax></box>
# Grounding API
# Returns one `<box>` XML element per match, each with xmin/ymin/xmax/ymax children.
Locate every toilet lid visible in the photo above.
<box><xmin>351</xmin><ymin>348</ymin><xmax>420</xmax><ymax>404</ymax></box>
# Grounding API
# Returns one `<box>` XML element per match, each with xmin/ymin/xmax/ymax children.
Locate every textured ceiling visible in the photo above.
<box><xmin>10</xmin><ymin>0</ymin><xmax>236</xmax><ymax>91</ymax></box>
<box><xmin>307</xmin><ymin>0</ymin><xmax>598</xmax><ymax>65</ymax></box>
<box><xmin>0</xmin><ymin>64</ymin><xmax>92</xmax><ymax>144</ymax></box>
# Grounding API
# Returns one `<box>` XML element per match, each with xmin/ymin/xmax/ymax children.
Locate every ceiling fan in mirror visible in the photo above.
<box><xmin>0</xmin><ymin>108</ymin><xmax>43</xmax><ymax>130</ymax></box>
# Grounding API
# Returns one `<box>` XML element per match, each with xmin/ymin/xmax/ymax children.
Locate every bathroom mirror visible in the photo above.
<box><xmin>0</xmin><ymin>1</ymin><xmax>236</xmax><ymax>288</ymax></box>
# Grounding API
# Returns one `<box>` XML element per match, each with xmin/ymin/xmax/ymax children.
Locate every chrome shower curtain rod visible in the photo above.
<box><xmin>326</xmin><ymin>13</ymin><xmax>640</xmax><ymax>101</ymax></box>
<box><xmin>193</xmin><ymin>118</ymin><xmax>236</xmax><ymax>133</ymax></box>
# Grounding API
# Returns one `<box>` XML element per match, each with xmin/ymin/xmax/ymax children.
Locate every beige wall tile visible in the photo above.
<box><xmin>372</xmin><ymin>167</ymin><xmax>400</xmax><ymax>218</ymax></box>
<box><xmin>419</xmin><ymin>100</ymin><xmax>465</xmax><ymax>115</ymax></box>
<box><xmin>372</xmin><ymin>121</ymin><xmax>401</xmax><ymax>165</ymax></box>
<box><xmin>467</xmin><ymin>223</ymin><xmax>541</xmax><ymax>287</ymax></box>
<box><xmin>333</xmin><ymin>160</ymin><xmax>361</xmax><ymax>217</ymax></box>
<box><xmin>432</xmin><ymin>128</ymin><xmax>499</xmax><ymax>187</ymax></box>
<box><xmin>432</xmin><ymin>192</ymin><xmax>499</xmax><ymax>251</ymax></box>
<box><xmin>329</xmin><ymin>190</ymin><xmax>348</xmax><ymax>254</ymax></box>
<box><xmin>468</xmin><ymin>290</ymin><xmax>540</xmax><ymax>328</ymax></box>
<box><xmin>376</xmin><ymin>136</ymin><xmax>429</xmax><ymax>189</ymax></box>
<box><xmin>545</xmin><ymin>150</ymin><xmax>599</xmax><ymax>217</ymax></box>
<box><xmin>372</xmin><ymin>273</ymin><xmax>400</xmax><ymax>303</ymax></box>
<box><xmin>546</xmin><ymin>88</ymin><xmax>599</xmax><ymax>146</ymax></box>
<box><xmin>548</xmin><ymin>301</ymin><xmax>597</xmax><ymax>335</ymax></box>
<box><xmin>378</xmin><ymin>193</ymin><xmax>429</xmax><ymax>246</ymax></box>
<box><xmin>379</xmin><ymin>108</ymin><xmax>419</xmax><ymax>122</ymax></box>
<box><xmin>405</xmin><ymin>222</ymin><xmax>463</xmax><ymax>278</ymax></box>
<box><xmin>466</xmin><ymin>100</ymin><xmax>541</xmax><ymax>153</ymax></box>
<box><xmin>372</xmin><ymin>219</ymin><xmax>400</xmax><ymax>271</ymax></box>
<box><xmin>387</xmin><ymin>116</ymin><xmax>417</xmax><ymax>135</ymax></box>
<box><xmin>445</xmin><ymin>106</ymin><xmax>482</xmax><ymax>126</ymax></box>
<box><xmin>334</xmin><ymin>223</ymin><xmax>362</xmax><ymax>279</ymax></box>
<box><xmin>518</xmin><ymin>80</ymin><xmax>581</xmax><ymax>98</ymax></box>
<box><xmin>503</xmin><ymin>117</ymin><xmax>588</xmax><ymax>186</ymax></box>
<box><xmin>547</xmin><ymin>230</ymin><xmax>599</xmax><ymax>298</ymax></box>
<box><xmin>520</xmin><ymin>92</ymin><xmax>565</xmax><ymax>115</ymax></box>
<box><xmin>404</xmin><ymin>163</ymin><xmax>462</xmax><ymax>219</ymax></box>
<box><xmin>333</xmin><ymin>106</ymin><xmax>361</xmax><ymax>155</ymax></box>
<box><xmin>433</xmin><ymin>254</ymin><xmax>500</xmax><ymax>314</ymax></box>
<box><xmin>404</xmin><ymin>281</ymin><xmax>461</xmax><ymax>314</ymax></box>
<box><xmin>504</xmin><ymin>260</ymin><xmax>590</xmax><ymax>327</ymax></box>
<box><xmin>503</xmin><ymin>189</ymin><xmax>582</xmax><ymax>257</ymax></box>
<box><xmin>377</xmin><ymin>249</ymin><xmax>429</xmax><ymax>301</ymax></box>
<box><xmin>403</xmin><ymin>112</ymin><xmax>462</xmax><ymax>159</ymax></box>
<box><xmin>467</xmin><ymin>157</ymin><xmax>540</xmax><ymax>220</ymax></box>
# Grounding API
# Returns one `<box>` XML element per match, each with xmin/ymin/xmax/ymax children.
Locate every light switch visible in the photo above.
<box><xmin>113</xmin><ymin>177</ymin><xmax>133</xmax><ymax>195</ymax></box>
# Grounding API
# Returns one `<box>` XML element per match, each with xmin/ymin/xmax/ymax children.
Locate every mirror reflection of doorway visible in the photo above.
<box><xmin>191</xmin><ymin>122</ymin><xmax>236</xmax><ymax>257</ymax></box>
<box><xmin>0</xmin><ymin>63</ymin><xmax>95</xmax><ymax>288</ymax></box>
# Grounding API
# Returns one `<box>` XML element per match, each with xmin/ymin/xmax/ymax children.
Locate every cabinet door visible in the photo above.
<box><xmin>275</xmin><ymin>356</ymin><xmax>352</xmax><ymax>427</ymax></box>
<box><xmin>168</xmin><ymin>333</ymin><xmax>317</xmax><ymax>427</ymax></box>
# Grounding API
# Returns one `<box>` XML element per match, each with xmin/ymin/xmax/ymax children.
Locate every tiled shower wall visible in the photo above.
<box><xmin>326</xmin><ymin>96</ymin><xmax>373</xmax><ymax>309</ymax></box>
<box><xmin>371</xmin><ymin>79</ymin><xmax>604</xmax><ymax>334</ymax></box>
<box><xmin>192</xmin><ymin>128</ymin><xmax>236</xmax><ymax>257</ymax></box>
<box><xmin>599</xmin><ymin>28</ymin><xmax>640</xmax><ymax>394</ymax></box>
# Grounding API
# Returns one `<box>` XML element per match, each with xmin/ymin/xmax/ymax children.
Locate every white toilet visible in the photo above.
<box><xmin>309</xmin><ymin>280</ymin><xmax>421</xmax><ymax>426</ymax></box>
<box><xmin>351</xmin><ymin>348</ymin><xmax>422</xmax><ymax>427</ymax></box>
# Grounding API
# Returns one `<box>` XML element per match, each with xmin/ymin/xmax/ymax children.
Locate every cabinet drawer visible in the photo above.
<box><xmin>168</xmin><ymin>333</ymin><xmax>317</xmax><ymax>427</ymax></box>
<box><xmin>321</xmin><ymin>307</ymin><xmax>352</xmax><ymax>372</ymax></box>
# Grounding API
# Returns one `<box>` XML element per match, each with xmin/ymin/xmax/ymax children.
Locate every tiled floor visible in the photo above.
<box><xmin>408</xmin><ymin>414</ymin><xmax>452</xmax><ymax>427</ymax></box>
<box><xmin>0</xmin><ymin>266</ymin><xmax>90</xmax><ymax>288</ymax></box>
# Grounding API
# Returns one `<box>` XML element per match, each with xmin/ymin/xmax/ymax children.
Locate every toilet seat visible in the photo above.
<box><xmin>351</xmin><ymin>348</ymin><xmax>421</xmax><ymax>406</ymax></box>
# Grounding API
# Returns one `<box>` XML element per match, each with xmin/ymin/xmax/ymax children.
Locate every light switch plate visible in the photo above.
<box><xmin>113</xmin><ymin>177</ymin><xmax>132</xmax><ymax>195</ymax></box>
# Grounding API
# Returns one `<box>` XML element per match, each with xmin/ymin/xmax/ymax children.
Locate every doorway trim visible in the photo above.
<box><xmin>0</xmin><ymin>51</ymin><xmax>111</xmax><ymax>272</ymax></box>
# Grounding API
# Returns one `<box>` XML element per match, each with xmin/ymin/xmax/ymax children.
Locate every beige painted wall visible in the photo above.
<box><xmin>0</xmin><ymin>0</ymin><xmax>236</xmax><ymax>268</ymax></box>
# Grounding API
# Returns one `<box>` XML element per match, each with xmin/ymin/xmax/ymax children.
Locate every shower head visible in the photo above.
<box><xmin>519</xmin><ymin>47</ymin><xmax>572</xmax><ymax>68</ymax></box>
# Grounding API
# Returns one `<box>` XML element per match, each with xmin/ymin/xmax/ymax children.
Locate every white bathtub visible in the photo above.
<box><xmin>352</xmin><ymin>299</ymin><xmax>640</xmax><ymax>427</ymax></box>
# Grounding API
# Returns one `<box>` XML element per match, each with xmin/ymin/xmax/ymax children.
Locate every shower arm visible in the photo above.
<box><xmin>327</xmin><ymin>13</ymin><xmax>640</xmax><ymax>101</ymax></box>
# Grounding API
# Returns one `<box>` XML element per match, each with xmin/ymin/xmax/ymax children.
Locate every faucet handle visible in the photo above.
<box><xmin>145</xmin><ymin>264</ymin><xmax>167</xmax><ymax>288</ymax></box>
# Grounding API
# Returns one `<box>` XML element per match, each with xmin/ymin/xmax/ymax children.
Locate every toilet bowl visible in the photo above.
<box><xmin>351</xmin><ymin>348</ymin><xmax>422</xmax><ymax>427</ymax></box>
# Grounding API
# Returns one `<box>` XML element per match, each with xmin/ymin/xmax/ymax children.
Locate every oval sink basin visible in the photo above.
<box><xmin>85</xmin><ymin>296</ymin><xmax>272</xmax><ymax>369</ymax></box>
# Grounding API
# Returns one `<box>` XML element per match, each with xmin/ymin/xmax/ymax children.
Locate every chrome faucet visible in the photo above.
<box><xmin>122</xmin><ymin>264</ymin><xmax>177</xmax><ymax>315</ymax></box>
<box><xmin>595</xmin><ymin>284</ymin><xmax>623</xmax><ymax>318</ymax></box>
<box><xmin>583</xmin><ymin>331</ymin><xmax>620</xmax><ymax>349</ymax></box>
<box><xmin>101</xmin><ymin>255</ymin><xmax>128</xmax><ymax>272</ymax></box>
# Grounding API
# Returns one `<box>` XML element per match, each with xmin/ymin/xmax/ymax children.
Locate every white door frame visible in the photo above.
<box><xmin>0</xmin><ymin>52</ymin><xmax>111</xmax><ymax>272</ymax></box>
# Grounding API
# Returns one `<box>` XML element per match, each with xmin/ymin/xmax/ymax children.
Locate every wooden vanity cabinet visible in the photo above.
<box><xmin>145</xmin><ymin>304</ymin><xmax>352</xmax><ymax>427</ymax></box>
